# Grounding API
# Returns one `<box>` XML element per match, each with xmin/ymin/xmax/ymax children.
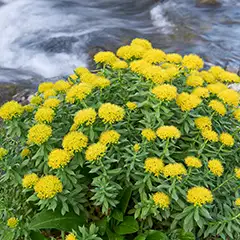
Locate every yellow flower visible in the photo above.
<box><xmin>38</xmin><ymin>82</ymin><xmax>54</xmax><ymax>93</ymax></box>
<box><xmin>192</xmin><ymin>87</ymin><xmax>210</xmax><ymax>98</ymax></box>
<box><xmin>21</xmin><ymin>148</ymin><xmax>31</xmax><ymax>158</ymax></box>
<box><xmin>176</xmin><ymin>92</ymin><xmax>202</xmax><ymax>111</ymax></box>
<box><xmin>130</xmin><ymin>60</ymin><xmax>151</xmax><ymax>75</ymax></box>
<box><xmin>152</xmin><ymin>192</ymin><xmax>170</xmax><ymax>209</ymax></box>
<box><xmin>43</xmin><ymin>89</ymin><xmax>57</xmax><ymax>99</ymax></box>
<box><xmin>217</xmin><ymin>89</ymin><xmax>239</xmax><ymax>107</ymax></box>
<box><xmin>23</xmin><ymin>104</ymin><xmax>34</xmax><ymax>112</ymax></box>
<box><xmin>144</xmin><ymin>157</ymin><xmax>164</xmax><ymax>176</ymax></box>
<box><xmin>131</xmin><ymin>38</ymin><xmax>152</xmax><ymax>50</ymax></box>
<box><xmin>187</xmin><ymin>186</ymin><xmax>213</xmax><ymax>206</ymax></box>
<box><xmin>219</xmin><ymin>133</ymin><xmax>234</xmax><ymax>147</ymax></box>
<box><xmin>201</xmin><ymin>130</ymin><xmax>218</xmax><ymax>142</ymax></box>
<box><xmin>133</xmin><ymin>143</ymin><xmax>140</xmax><ymax>153</ymax></box>
<box><xmin>0</xmin><ymin>147</ymin><xmax>8</xmax><ymax>160</ymax></box>
<box><xmin>62</xmin><ymin>131</ymin><xmax>88</xmax><ymax>153</ymax></box>
<box><xmin>22</xmin><ymin>173</ymin><xmax>39</xmax><ymax>188</ymax></box>
<box><xmin>117</xmin><ymin>45</ymin><xmax>146</xmax><ymax>60</ymax></box>
<box><xmin>126</xmin><ymin>102</ymin><xmax>137</xmax><ymax>110</ymax></box>
<box><xmin>142</xmin><ymin>48</ymin><xmax>166</xmax><ymax>64</ymax></box>
<box><xmin>209</xmin><ymin>66</ymin><xmax>225</xmax><ymax>80</ymax></box>
<box><xmin>68</xmin><ymin>74</ymin><xmax>79</xmax><ymax>82</ymax></box>
<box><xmin>99</xmin><ymin>130</ymin><xmax>120</xmax><ymax>145</ymax></box>
<box><xmin>93</xmin><ymin>76</ymin><xmax>111</xmax><ymax>89</ymax></box>
<box><xmin>164</xmin><ymin>67</ymin><xmax>179</xmax><ymax>81</ymax></box>
<box><xmin>156</xmin><ymin>126</ymin><xmax>181</xmax><ymax>140</ymax></box>
<box><xmin>151</xmin><ymin>84</ymin><xmax>177</xmax><ymax>101</ymax></box>
<box><xmin>111</xmin><ymin>60</ymin><xmax>128</xmax><ymax>69</ymax></box>
<box><xmin>80</xmin><ymin>73</ymin><xmax>97</xmax><ymax>85</ymax></box>
<box><xmin>7</xmin><ymin>217</ymin><xmax>18</xmax><ymax>228</ymax></box>
<box><xmin>233</xmin><ymin>109</ymin><xmax>240</xmax><ymax>121</ymax></box>
<box><xmin>184</xmin><ymin>156</ymin><xmax>202</xmax><ymax>168</ymax></box>
<box><xmin>30</xmin><ymin>95</ymin><xmax>43</xmax><ymax>105</ymax></box>
<box><xmin>208</xmin><ymin>100</ymin><xmax>226</xmax><ymax>116</ymax></box>
<box><xmin>141</xmin><ymin>128</ymin><xmax>157</xmax><ymax>141</ymax></box>
<box><xmin>94</xmin><ymin>51</ymin><xmax>117</xmax><ymax>64</ymax></box>
<box><xmin>142</xmin><ymin>65</ymin><xmax>169</xmax><ymax>84</ymax></box>
<box><xmin>200</xmin><ymin>71</ymin><xmax>216</xmax><ymax>83</ymax></box>
<box><xmin>66</xmin><ymin>233</ymin><xmax>77</xmax><ymax>240</ymax></box>
<box><xmin>235</xmin><ymin>198</ymin><xmax>240</xmax><ymax>207</ymax></box>
<box><xmin>0</xmin><ymin>101</ymin><xmax>23</xmax><ymax>120</ymax></box>
<box><xmin>207</xmin><ymin>82</ymin><xmax>228</xmax><ymax>94</ymax></box>
<box><xmin>54</xmin><ymin>80</ymin><xmax>71</xmax><ymax>92</ymax></box>
<box><xmin>166</xmin><ymin>53</ymin><xmax>182</xmax><ymax>64</ymax></box>
<box><xmin>43</xmin><ymin>98</ymin><xmax>61</xmax><ymax>108</ymax></box>
<box><xmin>74</xmin><ymin>67</ymin><xmax>89</xmax><ymax>76</ymax></box>
<box><xmin>65</xmin><ymin>83</ymin><xmax>92</xmax><ymax>103</ymax></box>
<box><xmin>208</xmin><ymin>159</ymin><xmax>224</xmax><ymax>176</ymax></box>
<box><xmin>163</xmin><ymin>163</ymin><xmax>187</xmax><ymax>178</ymax></box>
<box><xmin>186</xmin><ymin>75</ymin><xmax>204</xmax><ymax>87</ymax></box>
<box><xmin>35</xmin><ymin>107</ymin><xmax>55</xmax><ymax>123</ymax></box>
<box><xmin>28</xmin><ymin>124</ymin><xmax>52</xmax><ymax>145</ymax></box>
<box><xmin>182</xmin><ymin>54</ymin><xmax>204</xmax><ymax>70</ymax></box>
<box><xmin>48</xmin><ymin>149</ymin><xmax>72</xmax><ymax>169</ymax></box>
<box><xmin>74</xmin><ymin>108</ymin><xmax>97</xmax><ymax>126</ymax></box>
<box><xmin>34</xmin><ymin>175</ymin><xmax>63</xmax><ymax>199</ymax></box>
<box><xmin>235</xmin><ymin>168</ymin><xmax>240</xmax><ymax>179</ymax></box>
<box><xmin>195</xmin><ymin>116</ymin><xmax>212</xmax><ymax>131</ymax></box>
<box><xmin>220</xmin><ymin>71</ymin><xmax>240</xmax><ymax>83</ymax></box>
<box><xmin>98</xmin><ymin>103</ymin><xmax>125</xmax><ymax>124</ymax></box>
<box><xmin>85</xmin><ymin>142</ymin><xmax>107</xmax><ymax>161</ymax></box>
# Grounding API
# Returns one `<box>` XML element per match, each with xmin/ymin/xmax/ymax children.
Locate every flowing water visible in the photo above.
<box><xmin>0</xmin><ymin>0</ymin><xmax>239</xmax><ymax>85</ymax></box>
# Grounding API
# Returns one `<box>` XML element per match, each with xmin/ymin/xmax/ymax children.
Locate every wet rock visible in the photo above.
<box><xmin>0</xmin><ymin>83</ymin><xmax>20</xmax><ymax>105</ymax></box>
<box><xmin>12</xmin><ymin>89</ymin><xmax>35</xmax><ymax>105</ymax></box>
<box><xmin>225</xmin><ymin>62</ymin><xmax>240</xmax><ymax>75</ymax></box>
<box><xmin>196</xmin><ymin>0</ymin><xmax>221</xmax><ymax>7</ymax></box>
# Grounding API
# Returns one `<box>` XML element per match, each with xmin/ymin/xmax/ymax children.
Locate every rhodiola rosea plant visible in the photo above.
<box><xmin>0</xmin><ymin>38</ymin><xmax>240</xmax><ymax>240</ymax></box>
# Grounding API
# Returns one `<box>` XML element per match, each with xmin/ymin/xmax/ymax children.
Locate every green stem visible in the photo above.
<box><xmin>197</xmin><ymin>140</ymin><xmax>208</xmax><ymax>157</ymax></box>
<box><xmin>213</xmin><ymin>175</ymin><xmax>235</xmax><ymax>192</ymax></box>
<box><xmin>161</xmin><ymin>138</ymin><xmax>170</xmax><ymax>158</ymax></box>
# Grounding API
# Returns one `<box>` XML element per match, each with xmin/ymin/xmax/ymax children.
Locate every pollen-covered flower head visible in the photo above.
<box><xmin>34</xmin><ymin>107</ymin><xmax>55</xmax><ymax>123</ymax></box>
<box><xmin>209</xmin><ymin>66</ymin><xmax>225</xmax><ymax>80</ymax></box>
<box><xmin>28</xmin><ymin>124</ymin><xmax>52</xmax><ymax>145</ymax></box>
<box><xmin>186</xmin><ymin>75</ymin><xmax>204</xmax><ymax>87</ymax></box>
<box><xmin>66</xmin><ymin>233</ymin><xmax>77</xmax><ymax>240</ymax></box>
<box><xmin>30</xmin><ymin>95</ymin><xmax>43</xmax><ymax>105</ymax></box>
<box><xmin>111</xmin><ymin>60</ymin><xmax>128</xmax><ymax>69</ymax></box>
<box><xmin>182</xmin><ymin>54</ymin><xmax>204</xmax><ymax>70</ymax></box>
<box><xmin>93</xmin><ymin>76</ymin><xmax>111</xmax><ymax>89</ymax></box>
<box><xmin>34</xmin><ymin>175</ymin><xmax>63</xmax><ymax>199</ymax></box>
<box><xmin>74</xmin><ymin>108</ymin><xmax>97</xmax><ymax>126</ymax></box>
<box><xmin>187</xmin><ymin>186</ymin><xmax>213</xmax><ymax>206</ymax></box>
<box><xmin>201</xmin><ymin>130</ymin><xmax>218</xmax><ymax>142</ymax></box>
<box><xmin>200</xmin><ymin>71</ymin><xmax>216</xmax><ymax>83</ymax></box>
<box><xmin>208</xmin><ymin>100</ymin><xmax>226</xmax><ymax>116</ymax></box>
<box><xmin>43</xmin><ymin>89</ymin><xmax>57</xmax><ymax>99</ymax></box>
<box><xmin>7</xmin><ymin>217</ymin><xmax>18</xmax><ymax>228</ymax></box>
<box><xmin>233</xmin><ymin>109</ymin><xmax>240</xmax><ymax>121</ymax></box>
<box><xmin>141</xmin><ymin>128</ymin><xmax>157</xmax><ymax>141</ymax></box>
<box><xmin>48</xmin><ymin>149</ymin><xmax>72</xmax><ymax>169</ymax></box>
<box><xmin>126</xmin><ymin>102</ymin><xmax>137</xmax><ymax>110</ymax></box>
<box><xmin>163</xmin><ymin>163</ymin><xmax>187</xmax><ymax>178</ymax></box>
<box><xmin>207</xmin><ymin>82</ymin><xmax>228</xmax><ymax>95</ymax></box>
<box><xmin>22</xmin><ymin>173</ymin><xmax>39</xmax><ymax>188</ymax></box>
<box><xmin>142</xmin><ymin>48</ymin><xmax>166</xmax><ymax>64</ymax></box>
<box><xmin>38</xmin><ymin>82</ymin><xmax>54</xmax><ymax>93</ymax></box>
<box><xmin>208</xmin><ymin>159</ymin><xmax>224</xmax><ymax>176</ymax></box>
<box><xmin>235</xmin><ymin>198</ymin><xmax>240</xmax><ymax>207</ymax></box>
<box><xmin>54</xmin><ymin>80</ymin><xmax>71</xmax><ymax>92</ymax></box>
<box><xmin>131</xmin><ymin>38</ymin><xmax>152</xmax><ymax>50</ymax></box>
<box><xmin>144</xmin><ymin>157</ymin><xmax>164</xmax><ymax>176</ymax></box>
<box><xmin>94</xmin><ymin>51</ymin><xmax>117</xmax><ymax>65</ymax></box>
<box><xmin>217</xmin><ymin>89</ymin><xmax>239</xmax><ymax>107</ymax></box>
<box><xmin>20</xmin><ymin>148</ymin><xmax>31</xmax><ymax>158</ymax></box>
<box><xmin>133</xmin><ymin>143</ymin><xmax>140</xmax><ymax>153</ymax></box>
<box><xmin>235</xmin><ymin>168</ymin><xmax>240</xmax><ymax>179</ymax></box>
<box><xmin>220</xmin><ymin>71</ymin><xmax>240</xmax><ymax>83</ymax></box>
<box><xmin>0</xmin><ymin>147</ymin><xmax>8</xmax><ymax>160</ymax></box>
<box><xmin>185</xmin><ymin>156</ymin><xmax>202</xmax><ymax>168</ymax></box>
<box><xmin>151</xmin><ymin>84</ymin><xmax>177</xmax><ymax>101</ymax></box>
<box><xmin>117</xmin><ymin>45</ymin><xmax>146</xmax><ymax>60</ymax></box>
<box><xmin>156</xmin><ymin>126</ymin><xmax>181</xmax><ymax>140</ymax></box>
<box><xmin>192</xmin><ymin>87</ymin><xmax>210</xmax><ymax>98</ymax></box>
<box><xmin>43</xmin><ymin>98</ymin><xmax>61</xmax><ymax>109</ymax></box>
<box><xmin>62</xmin><ymin>131</ymin><xmax>88</xmax><ymax>153</ymax></box>
<box><xmin>195</xmin><ymin>116</ymin><xmax>212</xmax><ymax>131</ymax></box>
<box><xmin>85</xmin><ymin>142</ymin><xmax>107</xmax><ymax>161</ymax></box>
<box><xmin>142</xmin><ymin>65</ymin><xmax>169</xmax><ymax>84</ymax></box>
<box><xmin>219</xmin><ymin>133</ymin><xmax>234</xmax><ymax>147</ymax></box>
<box><xmin>74</xmin><ymin>67</ymin><xmax>90</xmax><ymax>77</ymax></box>
<box><xmin>98</xmin><ymin>103</ymin><xmax>125</xmax><ymax>124</ymax></box>
<box><xmin>0</xmin><ymin>101</ymin><xmax>23</xmax><ymax>120</ymax></box>
<box><xmin>130</xmin><ymin>60</ymin><xmax>151</xmax><ymax>75</ymax></box>
<box><xmin>166</xmin><ymin>53</ymin><xmax>182</xmax><ymax>64</ymax></box>
<box><xmin>152</xmin><ymin>192</ymin><xmax>170</xmax><ymax>209</ymax></box>
<box><xmin>176</xmin><ymin>92</ymin><xmax>202</xmax><ymax>111</ymax></box>
<box><xmin>99</xmin><ymin>130</ymin><xmax>120</xmax><ymax>145</ymax></box>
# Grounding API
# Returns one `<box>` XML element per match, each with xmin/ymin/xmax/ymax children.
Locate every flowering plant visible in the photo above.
<box><xmin>0</xmin><ymin>38</ymin><xmax>240</xmax><ymax>240</ymax></box>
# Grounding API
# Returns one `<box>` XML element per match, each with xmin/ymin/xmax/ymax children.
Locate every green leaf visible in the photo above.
<box><xmin>114</xmin><ymin>216</ymin><xmax>139</xmax><ymax>235</ymax></box>
<box><xmin>176</xmin><ymin>229</ymin><xmax>195</xmax><ymax>240</ymax></box>
<box><xmin>106</xmin><ymin>227</ymin><xmax>125</xmax><ymax>240</ymax></box>
<box><xmin>2</xmin><ymin>231</ymin><xmax>14</xmax><ymax>240</ymax></box>
<box><xmin>96</xmin><ymin>217</ymin><xmax>108</xmax><ymax>236</ymax></box>
<box><xmin>28</xmin><ymin>209</ymin><xmax>86</xmax><ymax>232</ymax></box>
<box><xmin>146</xmin><ymin>231</ymin><xmax>169</xmax><ymax>240</ymax></box>
<box><xmin>112</xmin><ymin>209</ymin><xmax>124</xmax><ymax>222</ymax></box>
<box><xmin>134</xmin><ymin>234</ymin><xmax>147</xmax><ymax>240</ymax></box>
<box><xmin>119</xmin><ymin>187</ymin><xmax>132</xmax><ymax>214</ymax></box>
<box><xmin>30</xmin><ymin>231</ymin><xmax>48</xmax><ymax>240</ymax></box>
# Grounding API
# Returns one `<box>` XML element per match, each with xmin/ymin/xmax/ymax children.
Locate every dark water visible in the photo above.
<box><xmin>0</xmin><ymin>0</ymin><xmax>239</xmax><ymax>85</ymax></box>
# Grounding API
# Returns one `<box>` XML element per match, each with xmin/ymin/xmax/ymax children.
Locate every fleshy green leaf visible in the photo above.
<box><xmin>146</xmin><ymin>231</ymin><xmax>169</xmax><ymax>240</ymax></box>
<box><xmin>114</xmin><ymin>216</ymin><xmax>139</xmax><ymax>235</ymax></box>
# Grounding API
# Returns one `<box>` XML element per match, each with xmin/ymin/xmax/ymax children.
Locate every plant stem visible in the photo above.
<box><xmin>213</xmin><ymin>175</ymin><xmax>234</xmax><ymax>192</ymax></box>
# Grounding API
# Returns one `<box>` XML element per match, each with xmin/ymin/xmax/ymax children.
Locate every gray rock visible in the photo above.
<box><xmin>196</xmin><ymin>0</ymin><xmax>221</xmax><ymax>7</ymax></box>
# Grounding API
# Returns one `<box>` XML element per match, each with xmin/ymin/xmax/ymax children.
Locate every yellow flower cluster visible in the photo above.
<box><xmin>7</xmin><ymin>217</ymin><xmax>18</xmax><ymax>228</ymax></box>
<box><xmin>99</xmin><ymin>130</ymin><xmax>120</xmax><ymax>145</ymax></box>
<box><xmin>145</xmin><ymin>157</ymin><xmax>164</xmax><ymax>176</ymax></box>
<box><xmin>117</xmin><ymin>45</ymin><xmax>146</xmax><ymax>60</ymax></box>
<box><xmin>186</xmin><ymin>75</ymin><xmax>204</xmax><ymax>87</ymax></box>
<box><xmin>143</xmin><ymin>49</ymin><xmax>166</xmax><ymax>64</ymax></box>
<box><xmin>217</xmin><ymin>89</ymin><xmax>239</xmax><ymax>107</ymax></box>
<box><xmin>184</xmin><ymin>156</ymin><xmax>202</xmax><ymax>168</ymax></box>
<box><xmin>22</xmin><ymin>173</ymin><xmax>39</xmax><ymax>188</ymax></box>
<box><xmin>201</xmin><ymin>130</ymin><xmax>218</xmax><ymax>142</ymax></box>
<box><xmin>208</xmin><ymin>159</ymin><xmax>224</xmax><ymax>176</ymax></box>
<box><xmin>43</xmin><ymin>98</ymin><xmax>61</xmax><ymax>108</ymax></box>
<box><xmin>151</xmin><ymin>84</ymin><xmax>177</xmax><ymax>101</ymax></box>
<box><xmin>152</xmin><ymin>192</ymin><xmax>170</xmax><ymax>209</ymax></box>
<box><xmin>182</xmin><ymin>54</ymin><xmax>204</xmax><ymax>70</ymax></box>
<box><xmin>54</xmin><ymin>80</ymin><xmax>71</xmax><ymax>92</ymax></box>
<box><xmin>94</xmin><ymin>51</ymin><xmax>117</xmax><ymax>65</ymax></box>
<box><xmin>166</xmin><ymin>53</ymin><xmax>182</xmax><ymax>64</ymax></box>
<box><xmin>98</xmin><ymin>103</ymin><xmax>125</xmax><ymax>124</ymax></box>
<box><xmin>192</xmin><ymin>87</ymin><xmax>209</xmax><ymax>98</ymax></box>
<box><xmin>126</xmin><ymin>102</ymin><xmax>137</xmax><ymax>110</ymax></box>
<box><xmin>85</xmin><ymin>143</ymin><xmax>107</xmax><ymax>161</ymax></box>
<box><xmin>187</xmin><ymin>186</ymin><xmax>213</xmax><ymax>206</ymax></box>
<box><xmin>176</xmin><ymin>92</ymin><xmax>201</xmax><ymax>111</ymax></box>
<box><xmin>28</xmin><ymin>124</ymin><xmax>52</xmax><ymax>145</ymax></box>
<box><xmin>38</xmin><ymin>82</ymin><xmax>54</xmax><ymax>93</ymax></box>
<box><xmin>0</xmin><ymin>101</ymin><xmax>23</xmax><ymax>120</ymax></box>
<box><xmin>20</xmin><ymin>148</ymin><xmax>31</xmax><ymax>158</ymax></box>
<box><xmin>131</xmin><ymin>38</ymin><xmax>152</xmax><ymax>50</ymax></box>
<box><xmin>74</xmin><ymin>67</ymin><xmax>89</xmax><ymax>77</ymax></box>
<box><xmin>0</xmin><ymin>147</ymin><xmax>8</xmax><ymax>160</ymax></box>
<box><xmin>208</xmin><ymin>100</ymin><xmax>226</xmax><ymax>116</ymax></box>
<box><xmin>163</xmin><ymin>163</ymin><xmax>187</xmax><ymax>178</ymax></box>
<box><xmin>195</xmin><ymin>116</ymin><xmax>212</xmax><ymax>131</ymax></box>
<box><xmin>35</xmin><ymin>107</ymin><xmax>55</xmax><ymax>123</ymax></box>
<box><xmin>133</xmin><ymin>143</ymin><xmax>141</xmax><ymax>153</ymax></box>
<box><xmin>30</xmin><ymin>95</ymin><xmax>42</xmax><ymax>105</ymax></box>
<box><xmin>235</xmin><ymin>198</ymin><xmax>240</xmax><ymax>207</ymax></box>
<box><xmin>43</xmin><ymin>89</ymin><xmax>57</xmax><ymax>99</ymax></box>
<box><xmin>207</xmin><ymin>82</ymin><xmax>227</xmax><ymax>94</ymax></box>
<box><xmin>200</xmin><ymin>71</ymin><xmax>216</xmax><ymax>83</ymax></box>
<box><xmin>156</xmin><ymin>126</ymin><xmax>181</xmax><ymax>140</ymax></box>
<box><xmin>65</xmin><ymin>233</ymin><xmax>77</xmax><ymax>240</ymax></box>
<box><xmin>234</xmin><ymin>109</ymin><xmax>240</xmax><ymax>121</ymax></box>
<box><xmin>73</xmin><ymin>108</ymin><xmax>97</xmax><ymax>127</ymax></box>
<box><xmin>235</xmin><ymin>168</ymin><xmax>240</xmax><ymax>179</ymax></box>
<box><xmin>219</xmin><ymin>133</ymin><xmax>234</xmax><ymax>147</ymax></box>
<box><xmin>48</xmin><ymin>149</ymin><xmax>72</xmax><ymax>169</ymax></box>
<box><xmin>141</xmin><ymin>128</ymin><xmax>157</xmax><ymax>141</ymax></box>
<box><xmin>62</xmin><ymin>131</ymin><xmax>88</xmax><ymax>153</ymax></box>
<box><xmin>209</xmin><ymin>66</ymin><xmax>225</xmax><ymax>80</ymax></box>
<box><xmin>111</xmin><ymin>60</ymin><xmax>128</xmax><ymax>70</ymax></box>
